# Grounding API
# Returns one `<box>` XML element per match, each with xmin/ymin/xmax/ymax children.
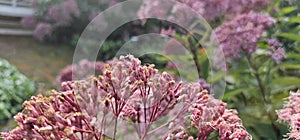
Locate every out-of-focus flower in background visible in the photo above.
<box><xmin>266</xmin><ymin>39</ymin><xmax>286</xmax><ymax>64</ymax></box>
<box><xmin>33</xmin><ymin>23</ymin><xmax>52</xmax><ymax>42</ymax></box>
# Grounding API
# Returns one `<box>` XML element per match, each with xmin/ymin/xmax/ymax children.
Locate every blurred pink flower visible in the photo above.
<box><xmin>266</xmin><ymin>39</ymin><xmax>286</xmax><ymax>64</ymax></box>
<box><xmin>63</xmin><ymin>0</ymin><xmax>80</xmax><ymax>18</ymax></box>
<box><xmin>31</xmin><ymin>0</ymin><xmax>37</xmax><ymax>7</ymax></box>
<box><xmin>138</xmin><ymin>0</ymin><xmax>270</xmax><ymax>23</ymax></box>
<box><xmin>47</xmin><ymin>0</ymin><xmax>80</xmax><ymax>25</ymax></box>
<box><xmin>33</xmin><ymin>23</ymin><xmax>52</xmax><ymax>41</ymax></box>
<box><xmin>21</xmin><ymin>16</ymin><xmax>37</xmax><ymax>28</ymax></box>
<box><xmin>163</xmin><ymin>39</ymin><xmax>186</xmax><ymax>55</ymax></box>
<box><xmin>57</xmin><ymin>59</ymin><xmax>105</xmax><ymax>84</ymax></box>
<box><xmin>137</xmin><ymin>0</ymin><xmax>172</xmax><ymax>24</ymax></box>
<box><xmin>47</xmin><ymin>5</ymin><xmax>65</xmax><ymax>23</ymax></box>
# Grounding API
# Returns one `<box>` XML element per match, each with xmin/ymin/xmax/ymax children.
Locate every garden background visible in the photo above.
<box><xmin>0</xmin><ymin>0</ymin><xmax>300</xmax><ymax>139</ymax></box>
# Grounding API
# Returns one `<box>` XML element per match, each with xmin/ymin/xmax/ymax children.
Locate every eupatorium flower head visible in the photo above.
<box><xmin>266</xmin><ymin>39</ymin><xmax>286</xmax><ymax>64</ymax></box>
<box><xmin>277</xmin><ymin>90</ymin><xmax>300</xmax><ymax>139</ymax></box>
<box><xmin>214</xmin><ymin>12</ymin><xmax>276</xmax><ymax>58</ymax></box>
<box><xmin>166</xmin><ymin>83</ymin><xmax>251</xmax><ymax>140</ymax></box>
<box><xmin>219</xmin><ymin>109</ymin><xmax>252</xmax><ymax>140</ymax></box>
<box><xmin>2</xmin><ymin>55</ymin><xmax>251</xmax><ymax>140</ymax></box>
<box><xmin>1</xmin><ymin>91</ymin><xmax>99</xmax><ymax>140</ymax></box>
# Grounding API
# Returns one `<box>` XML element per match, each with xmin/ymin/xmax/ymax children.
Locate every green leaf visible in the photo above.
<box><xmin>207</xmin><ymin>72</ymin><xmax>225</xmax><ymax>83</ymax></box>
<box><xmin>273</xmin><ymin>86</ymin><xmax>298</xmax><ymax>95</ymax></box>
<box><xmin>289</xmin><ymin>16</ymin><xmax>300</xmax><ymax>24</ymax></box>
<box><xmin>0</xmin><ymin>58</ymin><xmax>36</xmax><ymax>123</ymax></box>
<box><xmin>279</xmin><ymin>6</ymin><xmax>297</xmax><ymax>15</ymax></box>
<box><xmin>272</xmin><ymin>77</ymin><xmax>300</xmax><ymax>85</ymax></box>
<box><xmin>223</xmin><ymin>88</ymin><xmax>249</xmax><ymax>100</ymax></box>
<box><xmin>281</xmin><ymin>64</ymin><xmax>300</xmax><ymax>70</ymax></box>
<box><xmin>254</xmin><ymin>122</ymin><xmax>277</xmax><ymax>139</ymax></box>
<box><xmin>287</xmin><ymin>53</ymin><xmax>300</xmax><ymax>60</ymax></box>
<box><xmin>278</xmin><ymin>33</ymin><xmax>300</xmax><ymax>42</ymax></box>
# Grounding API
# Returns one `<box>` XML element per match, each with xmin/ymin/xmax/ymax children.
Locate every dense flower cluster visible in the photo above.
<box><xmin>219</xmin><ymin>109</ymin><xmax>251</xmax><ymax>140</ymax></box>
<box><xmin>33</xmin><ymin>23</ymin><xmax>52</xmax><ymax>42</ymax></box>
<box><xmin>47</xmin><ymin>0</ymin><xmax>80</xmax><ymax>25</ymax></box>
<box><xmin>189</xmin><ymin>90</ymin><xmax>227</xmax><ymax>139</ymax></box>
<box><xmin>1</xmin><ymin>55</ymin><xmax>250</xmax><ymax>140</ymax></box>
<box><xmin>28</xmin><ymin>0</ymin><xmax>80</xmax><ymax>41</ymax></box>
<box><xmin>25</xmin><ymin>0</ymin><xmax>122</xmax><ymax>42</ymax></box>
<box><xmin>57</xmin><ymin>59</ymin><xmax>105</xmax><ymax>84</ymax></box>
<box><xmin>266</xmin><ymin>39</ymin><xmax>286</xmax><ymax>64</ymax></box>
<box><xmin>277</xmin><ymin>90</ymin><xmax>300</xmax><ymax>139</ymax></box>
<box><xmin>138</xmin><ymin>0</ymin><xmax>269</xmax><ymax>22</ymax></box>
<box><xmin>166</xmin><ymin>83</ymin><xmax>251</xmax><ymax>140</ymax></box>
<box><xmin>214</xmin><ymin>12</ymin><xmax>276</xmax><ymax>58</ymax></box>
<box><xmin>1</xmin><ymin>91</ymin><xmax>100</xmax><ymax>140</ymax></box>
<box><xmin>21</xmin><ymin>16</ymin><xmax>37</xmax><ymax>28</ymax></box>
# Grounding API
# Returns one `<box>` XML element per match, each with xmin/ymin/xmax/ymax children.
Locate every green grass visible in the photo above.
<box><xmin>0</xmin><ymin>36</ymin><xmax>74</xmax><ymax>90</ymax></box>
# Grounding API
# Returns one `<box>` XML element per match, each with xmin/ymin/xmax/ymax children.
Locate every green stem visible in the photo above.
<box><xmin>246</xmin><ymin>54</ymin><xmax>280</xmax><ymax>139</ymax></box>
<box><xmin>188</xmin><ymin>37</ymin><xmax>202</xmax><ymax>79</ymax></box>
<box><xmin>246</xmin><ymin>55</ymin><xmax>268</xmax><ymax>103</ymax></box>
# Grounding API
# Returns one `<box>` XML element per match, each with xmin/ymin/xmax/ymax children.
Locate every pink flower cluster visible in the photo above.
<box><xmin>28</xmin><ymin>0</ymin><xmax>80</xmax><ymax>41</ymax></box>
<box><xmin>1</xmin><ymin>91</ymin><xmax>99</xmax><ymax>140</ymax></box>
<box><xmin>221</xmin><ymin>0</ymin><xmax>270</xmax><ymax>20</ymax></box>
<box><xmin>266</xmin><ymin>39</ymin><xmax>286</xmax><ymax>64</ymax></box>
<box><xmin>219</xmin><ymin>109</ymin><xmax>251</xmax><ymax>140</ymax></box>
<box><xmin>277</xmin><ymin>90</ymin><xmax>300</xmax><ymax>139</ymax></box>
<box><xmin>166</xmin><ymin>83</ymin><xmax>251</xmax><ymax>140</ymax></box>
<box><xmin>33</xmin><ymin>23</ymin><xmax>52</xmax><ymax>42</ymax></box>
<box><xmin>56</xmin><ymin>59</ymin><xmax>105</xmax><ymax>84</ymax></box>
<box><xmin>2</xmin><ymin>55</ymin><xmax>251</xmax><ymax>140</ymax></box>
<box><xmin>138</xmin><ymin>0</ymin><xmax>270</xmax><ymax>22</ymax></box>
<box><xmin>214</xmin><ymin>12</ymin><xmax>276</xmax><ymax>58</ymax></box>
<box><xmin>21</xmin><ymin>16</ymin><xmax>37</xmax><ymax>28</ymax></box>
<box><xmin>46</xmin><ymin>0</ymin><xmax>80</xmax><ymax>25</ymax></box>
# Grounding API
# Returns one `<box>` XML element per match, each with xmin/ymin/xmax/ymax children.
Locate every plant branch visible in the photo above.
<box><xmin>245</xmin><ymin>54</ymin><xmax>280</xmax><ymax>139</ymax></box>
<box><xmin>246</xmin><ymin>54</ymin><xmax>268</xmax><ymax>103</ymax></box>
<box><xmin>188</xmin><ymin>37</ymin><xmax>202</xmax><ymax>79</ymax></box>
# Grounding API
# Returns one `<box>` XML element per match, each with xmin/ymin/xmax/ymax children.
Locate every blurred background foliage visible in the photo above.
<box><xmin>0</xmin><ymin>59</ymin><xmax>36</xmax><ymax>127</ymax></box>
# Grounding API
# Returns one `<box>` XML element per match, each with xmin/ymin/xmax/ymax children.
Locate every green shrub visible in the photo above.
<box><xmin>0</xmin><ymin>59</ymin><xmax>36</xmax><ymax>124</ymax></box>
